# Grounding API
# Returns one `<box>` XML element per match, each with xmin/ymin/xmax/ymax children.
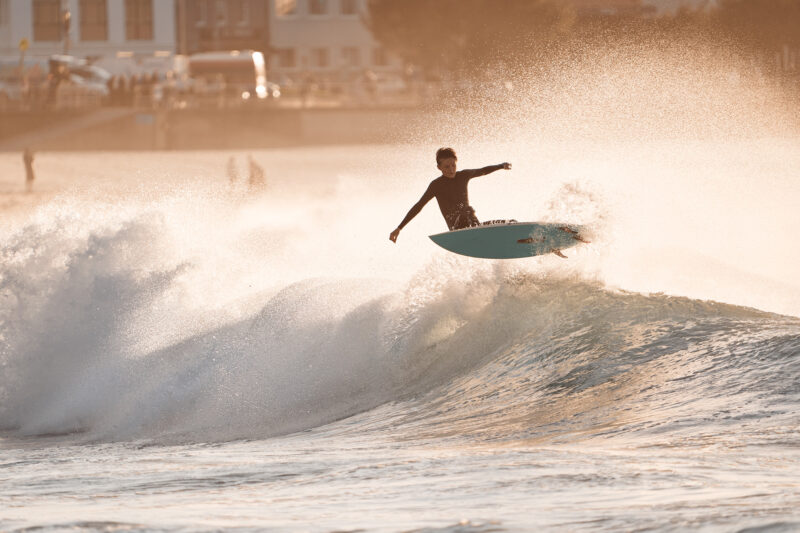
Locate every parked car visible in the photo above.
<box><xmin>265</xmin><ymin>81</ymin><xmax>281</xmax><ymax>99</ymax></box>
<box><xmin>49</xmin><ymin>55</ymin><xmax>111</xmax><ymax>94</ymax></box>
<box><xmin>188</xmin><ymin>50</ymin><xmax>279</xmax><ymax>102</ymax></box>
<box><xmin>0</xmin><ymin>59</ymin><xmax>49</xmax><ymax>111</ymax></box>
<box><xmin>374</xmin><ymin>73</ymin><xmax>407</xmax><ymax>94</ymax></box>
<box><xmin>0</xmin><ymin>79</ymin><xmax>24</xmax><ymax>111</ymax></box>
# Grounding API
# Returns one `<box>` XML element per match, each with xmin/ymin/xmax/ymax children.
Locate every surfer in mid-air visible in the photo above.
<box><xmin>389</xmin><ymin>148</ymin><xmax>512</xmax><ymax>242</ymax></box>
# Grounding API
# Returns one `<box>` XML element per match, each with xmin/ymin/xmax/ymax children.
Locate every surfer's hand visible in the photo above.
<box><xmin>389</xmin><ymin>228</ymin><xmax>400</xmax><ymax>243</ymax></box>
<box><xmin>502</xmin><ymin>162</ymin><xmax>511</xmax><ymax>170</ymax></box>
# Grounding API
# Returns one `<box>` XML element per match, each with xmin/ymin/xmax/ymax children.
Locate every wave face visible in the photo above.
<box><xmin>382</xmin><ymin>278</ymin><xmax>800</xmax><ymax>449</ymax></box>
<box><xmin>0</xmin><ymin>127</ymin><xmax>799</xmax><ymax>447</ymax></box>
<box><xmin>1</xmin><ymin>197</ymin><xmax>797</xmax><ymax>446</ymax></box>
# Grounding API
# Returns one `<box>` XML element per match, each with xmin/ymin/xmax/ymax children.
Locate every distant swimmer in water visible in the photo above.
<box><xmin>389</xmin><ymin>147</ymin><xmax>511</xmax><ymax>242</ymax></box>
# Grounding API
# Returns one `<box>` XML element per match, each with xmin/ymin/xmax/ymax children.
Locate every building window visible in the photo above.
<box><xmin>125</xmin><ymin>0</ymin><xmax>153</xmax><ymax>40</ymax></box>
<box><xmin>213</xmin><ymin>0</ymin><xmax>227</xmax><ymax>26</ymax></box>
<box><xmin>311</xmin><ymin>48</ymin><xmax>329</xmax><ymax>68</ymax></box>
<box><xmin>0</xmin><ymin>0</ymin><xmax>8</xmax><ymax>27</ymax></box>
<box><xmin>342</xmin><ymin>47</ymin><xmax>359</xmax><ymax>68</ymax></box>
<box><xmin>340</xmin><ymin>0</ymin><xmax>357</xmax><ymax>15</ymax></box>
<box><xmin>372</xmin><ymin>47</ymin><xmax>388</xmax><ymax>67</ymax></box>
<box><xmin>275</xmin><ymin>0</ymin><xmax>296</xmax><ymax>17</ymax></box>
<box><xmin>237</xmin><ymin>0</ymin><xmax>250</xmax><ymax>25</ymax></box>
<box><xmin>195</xmin><ymin>0</ymin><xmax>208</xmax><ymax>26</ymax></box>
<box><xmin>33</xmin><ymin>0</ymin><xmax>61</xmax><ymax>42</ymax></box>
<box><xmin>309</xmin><ymin>0</ymin><xmax>327</xmax><ymax>15</ymax></box>
<box><xmin>80</xmin><ymin>0</ymin><xmax>108</xmax><ymax>41</ymax></box>
<box><xmin>276</xmin><ymin>49</ymin><xmax>296</xmax><ymax>68</ymax></box>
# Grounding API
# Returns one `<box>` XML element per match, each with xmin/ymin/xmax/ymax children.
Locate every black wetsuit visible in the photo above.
<box><xmin>397</xmin><ymin>164</ymin><xmax>505</xmax><ymax>231</ymax></box>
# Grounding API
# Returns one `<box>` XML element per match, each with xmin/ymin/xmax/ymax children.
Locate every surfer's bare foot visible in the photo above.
<box><xmin>551</xmin><ymin>249</ymin><xmax>567</xmax><ymax>258</ymax></box>
<box><xmin>573</xmin><ymin>235</ymin><xmax>591</xmax><ymax>243</ymax></box>
<box><xmin>559</xmin><ymin>226</ymin><xmax>578</xmax><ymax>234</ymax></box>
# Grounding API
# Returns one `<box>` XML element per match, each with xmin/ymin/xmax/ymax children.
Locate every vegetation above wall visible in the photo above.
<box><xmin>366</xmin><ymin>0</ymin><xmax>800</xmax><ymax>79</ymax></box>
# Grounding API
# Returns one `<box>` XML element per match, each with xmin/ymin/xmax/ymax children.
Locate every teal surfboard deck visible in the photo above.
<box><xmin>429</xmin><ymin>221</ymin><xmax>588</xmax><ymax>259</ymax></box>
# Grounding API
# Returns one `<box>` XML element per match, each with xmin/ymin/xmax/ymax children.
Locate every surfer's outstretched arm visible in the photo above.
<box><xmin>390</xmin><ymin>186</ymin><xmax>435</xmax><ymax>242</ymax></box>
<box><xmin>463</xmin><ymin>162</ymin><xmax>512</xmax><ymax>180</ymax></box>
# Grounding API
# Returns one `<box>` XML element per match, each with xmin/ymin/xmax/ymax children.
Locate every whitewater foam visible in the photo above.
<box><xmin>2</xmin><ymin>203</ymin><xmax>795</xmax><ymax>447</ymax></box>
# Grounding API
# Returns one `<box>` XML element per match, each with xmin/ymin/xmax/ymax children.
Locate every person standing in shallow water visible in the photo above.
<box><xmin>227</xmin><ymin>156</ymin><xmax>239</xmax><ymax>185</ymax></box>
<box><xmin>248</xmin><ymin>155</ymin><xmax>266</xmax><ymax>191</ymax></box>
<box><xmin>23</xmin><ymin>148</ymin><xmax>35</xmax><ymax>193</ymax></box>
<box><xmin>389</xmin><ymin>147</ymin><xmax>511</xmax><ymax>242</ymax></box>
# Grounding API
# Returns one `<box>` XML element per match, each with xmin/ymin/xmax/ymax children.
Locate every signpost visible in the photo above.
<box><xmin>62</xmin><ymin>10</ymin><xmax>71</xmax><ymax>54</ymax></box>
<box><xmin>18</xmin><ymin>38</ymin><xmax>29</xmax><ymax>80</ymax></box>
<box><xmin>17</xmin><ymin>38</ymin><xmax>30</xmax><ymax>106</ymax></box>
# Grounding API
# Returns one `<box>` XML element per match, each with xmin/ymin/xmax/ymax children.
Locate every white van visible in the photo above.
<box><xmin>188</xmin><ymin>50</ymin><xmax>279</xmax><ymax>101</ymax></box>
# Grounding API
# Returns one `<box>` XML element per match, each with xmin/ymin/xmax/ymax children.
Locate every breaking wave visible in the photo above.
<box><xmin>1</xmin><ymin>202</ymin><xmax>797</xmax><ymax>446</ymax></box>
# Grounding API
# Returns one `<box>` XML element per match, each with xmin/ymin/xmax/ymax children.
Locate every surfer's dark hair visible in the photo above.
<box><xmin>436</xmin><ymin>147</ymin><xmax>457</xmax><ymax>164</ymax></box>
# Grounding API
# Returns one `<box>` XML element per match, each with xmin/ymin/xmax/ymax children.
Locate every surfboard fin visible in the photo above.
<box><xmin>551</xmin><ymin>248</ymin><xmax>567</xmax><ymax>258</ymax></box>
<box><xmin>560</xmin><ymin>226</ymin><xmax>590</xmax><ymax>244</ymax></box>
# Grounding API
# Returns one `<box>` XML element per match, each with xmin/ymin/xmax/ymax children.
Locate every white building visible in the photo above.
<box><xmin>0</xmin><ymin>0</ymin><xmax>175</xmax><ymax>60</ymax></box>
<box><xmin>268</xmin><ymin>0</ymin><xmax>401</xmax><ymax>82</ymax></box>
<box><xmin>642</xmin><ymin>0</ymin><xmax>717</xmax><ymax>15</ymax></box>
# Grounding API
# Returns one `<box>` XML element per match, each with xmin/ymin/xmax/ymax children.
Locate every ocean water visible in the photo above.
<box><xmin>2</xmin><ymin>52</ymin><xmax>800</xmax><ymax>531</ymax></box>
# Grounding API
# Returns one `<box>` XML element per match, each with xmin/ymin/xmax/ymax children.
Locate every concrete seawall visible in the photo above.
<box><xmin>5</xmin><ymin>103</ymin><xmax>794</xmax><ymax>152</ymax></box>
<box><xmin>0</xmin><ymin>107</ymin><xmax>429</xmax><ymax>151</ymax></box>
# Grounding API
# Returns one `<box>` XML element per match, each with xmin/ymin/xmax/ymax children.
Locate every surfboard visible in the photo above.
<box><xmin>429</xmin><ymin>220</ymin><xmax>589</xmax><ymax>259</ymax></box>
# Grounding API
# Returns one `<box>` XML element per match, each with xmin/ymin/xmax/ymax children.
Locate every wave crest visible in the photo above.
<box><xmin>1</xmin><ymin>213</ymin><xmax>796</xmax><ymax>445</ymax></box>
